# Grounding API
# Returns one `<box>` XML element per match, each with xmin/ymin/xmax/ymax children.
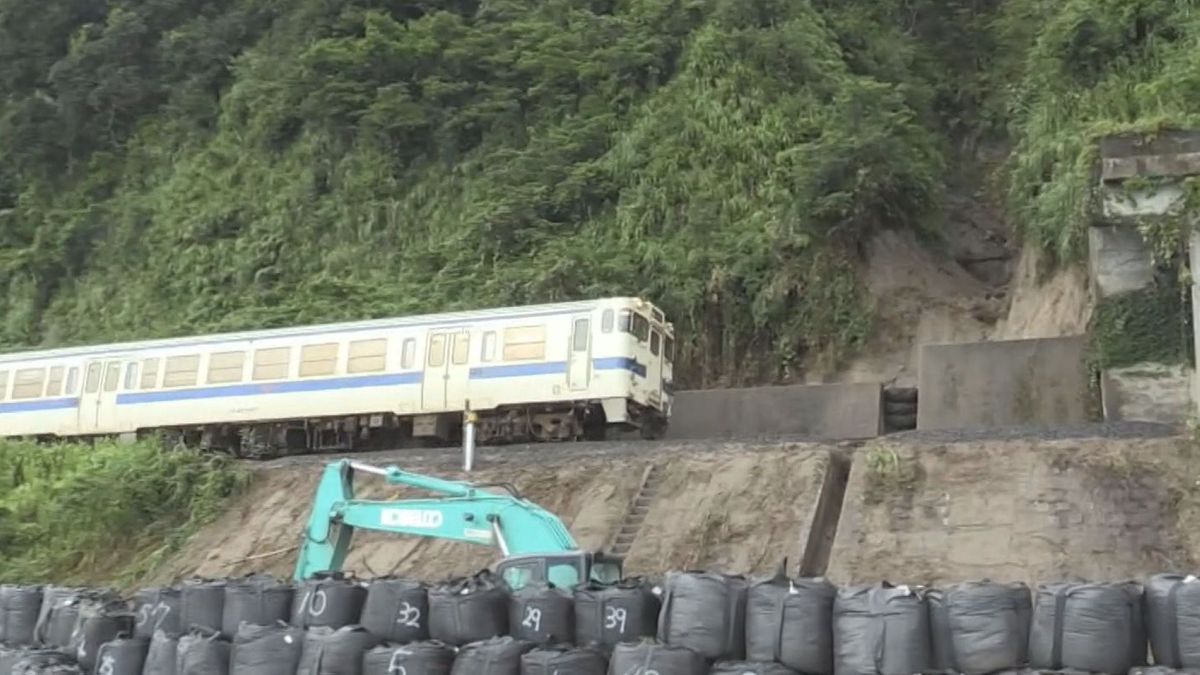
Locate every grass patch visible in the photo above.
<box><xmin>0</xmin><ymin>438</ymin><xmax>247</xmax><ymax>585</ymax></box>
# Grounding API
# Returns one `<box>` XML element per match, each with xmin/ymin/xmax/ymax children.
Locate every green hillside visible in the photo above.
<box><xmin>1</xmin><ymin>0</ymin><xmax>1197</xmax><ymax>385</ymax></box>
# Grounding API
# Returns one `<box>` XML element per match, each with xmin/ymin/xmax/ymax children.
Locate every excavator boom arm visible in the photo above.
<box><xmin>294</xmin><ymin>460</ymin><xmax>579</xmax><ymax>580</ymax></box>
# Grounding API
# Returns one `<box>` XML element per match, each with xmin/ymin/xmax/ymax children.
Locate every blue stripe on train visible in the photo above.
<box><xmin>593</xmin><ymin>356</ymin><xmax>647</xmax><ymax>377</ymax></box>
<box><xmin>116</xmin><ymin>371</ymin><xmax>423</xmax><ymax>405</ymax></box>
<box><xmin>0</xmin><ymin>397</ymin><xmax>80</xmax><ymax>414</ymax></box>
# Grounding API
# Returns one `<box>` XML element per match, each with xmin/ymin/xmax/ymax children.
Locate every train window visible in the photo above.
<box><xmin>573</xmin><ymin>319</ymin><xmax>590</xmax><ymax>352</ymax></box>
<box><xmin>617</xmin><ymin>310</ymin><xmax>632</xmax><ymax>334</ymax></box>
<box><xmin>481</xmin><ymin>332</ymin><xmax>497</xmax><ymax>362</ymax></box>
<box><xmin>300</xmin><ymin>343</ymin><xmax>339</xmax><ymax>377</ymax></box>
<box><xmin>163</xmin><ymin>355</ymin><xmax>200</xmax><ymax>388</ymax></box>
<box><xmin>253</xmin><ymin>347</ymin><xmax>291</xmax><ymax>381</ymax></box>
<box><xmin>65</xmin><ymin>368</ymin><xmax>79</xmax><ymax>396</ymax></box>
<box><xmin>45</xmin><ymin>366</ymin><xmax>65</xmax><ymax>397</ymax></box>
<box><xmin>0</xmin><ymin>371</ymin><xmax>7</xmax><ymax>400</ymax></box>
<box><xmin>103</xmin><ymin>362</ymin><xmax>121</xmax><ymax>393</ymax></box>
<box><xmin>601</xmin><ymin>310</ymin><xmax>614</xmax><ymax>333</ymax></box>
<box><xmin>503</xmin><ymin>325</ymin><xmax>546</xmax><ymax>361</ymax></box>
<box><xmin>452</xmin><ymin>333</ymin><xmax>470</xmax><ymax>365</ymax></box>
<box><xmin>428</xmin><ymin>335</ymin><xmax>446</xmax><ymax>367</ymax></box>
<box><xmin>124</xmin><ymin>363</ymin><xmax>139</xmax><ymax>390</ymax></box>
<box><xmin>207</xmin><ymin>352</ymin><xmax>246</xmax><ymax>384</ymax></box>
<box><xmin>349</xmin><ymin>339</ymin><xmax>387</xmax><ymax>374</ymax></box>
<box><xmin>12</xmin><ymin>368</ymin><xmax>45</xmax><ymax>400</ymax></box>
<box><xmin>650</xmin><ymin>330</ymin><xmax>661</xmax><ymax>356</ymax></box>
<box><xmin>85</xmin><ymin>363</ymin><xmax>103</xmax><ymax>393</ymax></box>
<box><xmin>401</xmin><ymin>339</ymin><xmax>416</xmax><ymax>369</ymax></box>
<box><xmin>141</xmin><ymin>358</ymin><xmax>160</xmax><ymax>389</ymax></box>
<box><xmin>631</xmin><ymin>313</ymin><xmax>650</xmax><ymax>342</ymax></box>
<box><xmin>652</xmin><ymin>308</ymin><xmax>664</xmax><ymax>323</ymax></box>
<box><xmin>665</xmin><ymin>337</ymin><xmax>675</xmax><ymax>362</ymax></box>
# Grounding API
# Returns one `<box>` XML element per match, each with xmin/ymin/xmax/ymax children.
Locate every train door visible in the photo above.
<box><xmin>78</xmin><ymin>359</ymin><xmax>122</xmax><ymax>433</ymax></box>
<box><xmin>567</xmin><ymin>315</ymin><xmax>592</xmax><ymax>391</ymax></box>
<box><xmin>648</xmin><ymin>328</ymin><xmax>664</xmax><ymax>402</ymax></box>
<box><xmin>422</xmin><ymin>330</ymin><xmax>471</xmax><ymax>411</ymax></box>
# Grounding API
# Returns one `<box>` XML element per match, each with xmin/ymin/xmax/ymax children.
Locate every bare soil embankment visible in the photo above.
<box><xmin>149</xmin><ymin>441</ymin><xmax>834</xmax><ymax>583</ymax></box>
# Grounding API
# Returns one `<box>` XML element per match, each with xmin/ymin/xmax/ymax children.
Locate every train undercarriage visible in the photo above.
<box><xmin>137</xmin><ymin>400</ymin><xmax>668</xmax><ymax>459</ymax></box>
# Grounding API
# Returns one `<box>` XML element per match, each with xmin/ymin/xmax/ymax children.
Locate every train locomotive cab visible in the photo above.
<box><xmin>590</xmin><ymin>298</ymin><xmax>674</xmax><ymax>440</ymax></box>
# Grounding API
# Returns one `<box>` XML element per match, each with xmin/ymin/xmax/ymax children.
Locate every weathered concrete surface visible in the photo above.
<box><xmin>1101</xmin><ymin>363</ymin><xmax>1192</xmax><ymax>423</ymax></box>
<box><xmin>827</xmin><ymin>436</ymin><xmax>1200</xmax><ymax>585</ymax></box>
<box><xmin>149</xmin><ymin>441</ymin><xmax>833</xmax><ymax>584</ymax></box>
<box><xmin>666</xmin><ymin>383</ymin><xmax>883</xmax><ymax>441</ymax></box>
<box><xmin>1191</xmin><ymin>231</ymin><xmax>1200</xmax><ymax>416</ymax></box>
<box><xmin>1087</xmin><ymin>225</ymin><xmax>1154</xmax><ymax>298</ymax></box>
<box><xmin>917</xmin><ymin>336</ymin><xmax>1089</xmax><ymax>430</ymax></box>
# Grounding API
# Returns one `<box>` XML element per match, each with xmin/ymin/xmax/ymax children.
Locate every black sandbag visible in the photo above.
<box><xmin>220</xmin><ymin>575</ymin><xmax>293</xmax><ymax>640</ymax></box>
<box><xmin>292</xmin><ymin>575</ymin><xmax>367</xmax><ymax>631</ymax></box>
<box><xmin>35</xmin><ymin>588</ymin><xmax>81</xmax><ymax>648</ymax></box>
<box><xmin>36</xmin><ymin>588</ymin><xmax>86</xmax><ymax>648</ymax></box>
<box><xmin>520</xmin><ymin>646</ymin><xmax>606</xmax><ymax>675</ymax></box>
<box><xmin>179</xmin><ymin>581</ymin><xmax>225</xmax><ymax>635</ymax></box>
<box><xmin>11</xmin><ymin>649</ymin><xmax>79</xmax><ymax>675</ymax></box>
<box><xmin>134</xmin><ymin>589</ymin><xmax>182</xmax><ymax>640</ymax></box>
<box><xmin>657</xmin><ymin>571</ymin><xmax>748</xmax><ymax>661</ymax></box>
<box><xmin>1028</xmin><ymin>581</ymin><xmax>1146</xmax><ymax>674</ymax></box>
<box><xmin>45</xmin><ymin>602</ymin><xmax>81</xmax><ymax>652</ymax></box>
<box><xmin>70</xmin><ymin>597</ymin><xmax>135</xmax><ymax>673</ymax></box>
<box><xmin>0</xmin><ymin>647</ymin><xmax>24</xmax><ymax>673</ymax></box>
<box><xmin>574</xmin><ymin>578</ymin><xmax>660</xmax><ymax>651</ymax></box>
<box><xmin>608</xmin><ymin>641</ymin><xmax>708</xmax><ymax>675</ymax></box>
<box><xmin>0</xmin><ymin>586</ymin><xmax>43</xmax><ymax>647</ymax></box>
<box><xmin>744</xmin><ymin>565</ymin><xmax>835</xmax><ymax>675</ymax></box>
<box><xmin>927</xmin><ymin>581</ymin><xmax>1030</xmax><ymax>675</ymax></box>
<box><xmin>175</xmin><ymin>631</ymin><xmax>230</xmax><ymax>675</ymax></box>
<box><xmin>229</xmin><ymin>621</ymin><xmax>303</xmax><ymax>675</ymax></box>
<box><xmin>142</xmin><ymin>631</ymin><xmax>179</xmax><ymax>675</ymax></box>
<box><xmin>360</xmin><ymin>579</ymin><xmax>428</xmax><ymax>644</ymax></box>
<box><xmin>450</xmin><ymin>636</ymin><xmax>532</xmax><ymax>675</ymax></box>
<box><xmin>833</xmin><ymin>583</ymin><xmax>930</xmax><ymax>675</ymax></box>
<box><xmin>428</xmin><ymin>572</ymin><xmax>509</xmax><ymax>646</ymax></box>
<box><xmin>709</xmin><ymin>662</ymin><xmax>801</xmax><ymax>675</ymax></box>
<box><xmin>362</xmin><ymin>642</ymin><xmax>457</xmax><ymax>675</ymax></box>
<box><xmin>95</xmin><ymin>638</ymin><xmax>149</xmax><ymax>675</ymax></box>
<box><xmin>1146</xmin><ymin>574</ymin><xmax>1200</xmax><ymax>669</ymax></box>
<box><xmin>508</xmin><ymin>584</ymin><xmax>573</xmax><ymax>645</ymax></box>
<box><xmin>297</xmin><ymin>625</ymin><xmax>381</xmax><ymax>675</ymax></box>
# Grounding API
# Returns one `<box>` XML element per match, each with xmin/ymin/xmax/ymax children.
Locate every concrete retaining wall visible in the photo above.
<box><xmin>917</xmin><ymin>336</ymin><xmax>1089</xmax><ymax>430</ymax></box>
<box><xmin>827</xmin><ymin>436</ymin><xmax>1196</xmax><ymax>585</ymax></box>
<box><xmin>666</xmin><ymin>383</ymin><xmax>883</xmax><ymax>441</ymax></box>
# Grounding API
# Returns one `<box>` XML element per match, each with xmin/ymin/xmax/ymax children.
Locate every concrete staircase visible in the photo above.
<box><xmin>607</xmin><ymin>463</ymin><xmax>665</xmax><ymax>558</ymax></box>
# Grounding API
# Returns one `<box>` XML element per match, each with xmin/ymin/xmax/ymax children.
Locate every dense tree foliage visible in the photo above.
<box><xmin>0</xmin><ymin>0</ymin><xmax>954</xmax><ymax>385</ymax></box>
<box><xmin>2</xmin><ymin>0</ymin><xmax>1192</xmax><ymax>383</ymax></box>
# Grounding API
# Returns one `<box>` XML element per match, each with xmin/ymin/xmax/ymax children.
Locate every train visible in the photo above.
<box><xmin>0</xmin><ymin>297</ymin><xmax>675</xmax><ymax>456</ymax></box>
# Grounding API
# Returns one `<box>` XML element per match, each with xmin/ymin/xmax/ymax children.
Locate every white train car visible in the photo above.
<box><xmin>0</xmin><ymin>297</ymin><xmax>675</xmax><ymax>455</ymax></box>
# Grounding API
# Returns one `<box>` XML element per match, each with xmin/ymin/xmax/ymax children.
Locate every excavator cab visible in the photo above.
<box><xmin>496</xmin><ymin>551</ymin><xmax>624</xmax><ymax>590</ymax></box>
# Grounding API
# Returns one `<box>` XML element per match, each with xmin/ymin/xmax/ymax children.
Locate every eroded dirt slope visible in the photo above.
<box><xmin>150</xmin><ymin>442</ymin><xmax>831</xmax><ymax>583</ymax></box>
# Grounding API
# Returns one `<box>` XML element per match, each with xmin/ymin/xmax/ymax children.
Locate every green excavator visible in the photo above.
<box><xmin>293</xmin><ymin>459</ymin><xmax>624</xmax><ymax>589</ymax></box>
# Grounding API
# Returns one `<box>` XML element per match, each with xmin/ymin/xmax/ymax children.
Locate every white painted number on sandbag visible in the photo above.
<box><xmin>303</xmin><ymin>590</ymin><xmax>327</xmax><ymax>617</ymax></box>
<box><xmin>138</xmin><ymin>602</ymin><xmax>171</xmax><ymax>629</ymax></box>
<box><xmin>98</xmin><ymin>655</ymin><xmax>115</xmax><ymax>675</ymax></box>
<box><xmin>396</xmin><ymin>601</ymin><xmax>421</xmax><ymax>628</ymax></box>
<box><xmin>522</xmin><ymin>607</ymin><xmax>542</xmax><ymax>632</ymax></box>
<box><xmin>604</xmin><ymin>606</ymin><xmax>627</xmax><ymax>633</ymax></box>
<box><xmin>388</xmin><ymin>650</ymin><xmax>409</xmax><ymax>675</ymax></box>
